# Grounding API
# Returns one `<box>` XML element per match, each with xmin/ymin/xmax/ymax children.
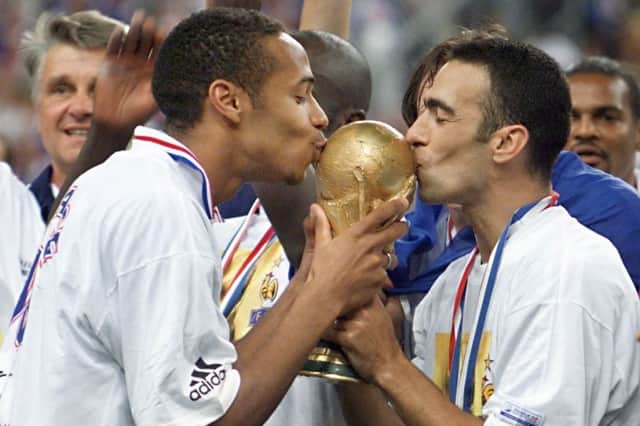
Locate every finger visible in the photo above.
<box><xmin>138</xmin><ymin>15</ymin><xmax>156</xmax><ymax>58</ymax></box>
<box><xmin>323</xmin><ymin>326</ymin><xmax>342</xmax><ymax>345</ymax></box>
<box><xmin>302</xmin><ymin>212</ymin><xmax>316</xmax><ymax>249</ymax></box>
<box><xmin>351</xmin><ymin>198</ymin><xmax>409</xmax><ymax>236</ymax></box>
<box><xmin>149</xmin><ymin>31</ymin><xmax>165</xmax><ymax>62</ymax></box>
<box><xmin>381</xmin><ymin>275</ymin><xmax>393</xmax><ymax>290</ymax></box>
<box><xmin>123</xmin><ymin>10</ymin><xmax>145</xmax><ymax>54</ymax></box>
<box><xmin>106</xmin><ymin>26</ymin><xmax>125</xmax><ymax>57</ymax></box>
<box><xmin>366</xmin><ymin>221</ymin><xmax>408</xmax><ymax>251</ymax></box>
<box><xmin>311</xmin><ymin>203</ymin><xmax>332</xmax><ymax>246</ymax></box>
<box><xmin>379</xmin><ymin>252</ymin><xmax>398</xmax><ymax>271</ymax></box>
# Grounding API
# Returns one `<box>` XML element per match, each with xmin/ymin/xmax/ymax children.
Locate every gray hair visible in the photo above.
<box><xmin>20</xmin><ymin>10</ymin><xmax>126</xmax><ymax>101</ymax></box>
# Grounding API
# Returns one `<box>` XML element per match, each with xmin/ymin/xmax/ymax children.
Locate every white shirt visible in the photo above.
<box><xmin>413</xmin><ymin>199</ymin><xmax>640</xmax><ymax>425</ymax></box>
<box><xmin>0</xmin><ymin>163</ymin><xmax>43</xmax><ymax>345</ymax></box>
<box><xmin>0</xmin><ymin>127</ymin><xmax>240</xmax><ymax>425</ymax></box>
<box><xmin>213</xmin><ymin>211</ymin><xmax>347</xmax><ymax>426</ymax></box>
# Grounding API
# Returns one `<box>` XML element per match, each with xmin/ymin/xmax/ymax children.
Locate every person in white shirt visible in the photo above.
<box><xmin>329</xmin><ymin>31</ymin><xmax>640</xmax><ymax>425</ymax></box>
<box><xmin>0</xmin><ymin>9</ymin><xmax>408</xmax><ymax>426</ymax></box>
<box><xmin>0</xmin><ymin>163</ymin><xmax>43</xmax><ymax>345</ymax></box>
<box><xmin>21</xmin><ymin>10</ymin><xmax>127</xmax><ymax>222</ymax></box>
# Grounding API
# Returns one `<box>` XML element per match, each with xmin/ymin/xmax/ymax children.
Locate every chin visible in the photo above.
<box><xmin>283</xmin><ymin>173</ymin><xmax>305</xmax><ymax>186</ymax></box>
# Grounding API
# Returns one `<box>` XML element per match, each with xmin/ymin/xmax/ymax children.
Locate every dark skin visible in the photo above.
<box><xmin>48</xmin><ymin>9</ymin><xmax>410</xmax><ymax>426</ymax></box>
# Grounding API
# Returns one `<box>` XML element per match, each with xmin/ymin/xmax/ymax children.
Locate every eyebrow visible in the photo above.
<box><xmin>425</xmin><ymin>97</ymin><xmax>455</xmax><ymax>116</ymax></box>
<box><xmin>296</xmin><ymin>75</ymin><xmax>315</xmax><ymax>87</ymax></box>
<box><xmin>573</xmin><ymin>105</ymin><xmax>624</xmax><ymax>115</ymax></box>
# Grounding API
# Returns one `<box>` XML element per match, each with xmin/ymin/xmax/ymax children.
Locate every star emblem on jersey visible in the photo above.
<box><xmin>188</xmin><ymin>357</ymin><xmax>227</xmax><ymax>401</ymax></box>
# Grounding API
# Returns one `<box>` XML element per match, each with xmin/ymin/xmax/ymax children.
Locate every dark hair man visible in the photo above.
<box><xmin>0</xmin><ymin>9</ymin><xmax>406</xmax><ymax>425</ymax></box>
<box><xmin>331</xmin><ymin>35</ymin><xmax>639</xmax><ymax>426</ymax></box>
<box><xmin>565</xmin><ymin>56</ymin><xmax>640</xmax><ymax>190</ymax></box>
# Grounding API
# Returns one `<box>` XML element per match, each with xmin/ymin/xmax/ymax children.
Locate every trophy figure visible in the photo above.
<box><xmin>299</xmin><ymin>120</ymin><xmax>416</xmax><ymax>382</ymax></box>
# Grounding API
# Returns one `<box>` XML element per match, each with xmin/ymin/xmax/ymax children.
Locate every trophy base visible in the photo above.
<box><xmin>299</xmin><ymin>340</ymin><xmax>361</xmax><ymax>383</ymax></box>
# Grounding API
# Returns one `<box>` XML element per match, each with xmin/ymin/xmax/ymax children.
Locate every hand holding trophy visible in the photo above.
<box><xmin>299</xmin><ymin>120</ymin><xmax>416</xmax><ymax>382</ymax></box>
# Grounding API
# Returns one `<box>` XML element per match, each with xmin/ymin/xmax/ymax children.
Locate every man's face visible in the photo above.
<box><xmin>406</xmin><ymin>60</ymin><xmax>492</xmax><ymax>205</ymax></box>
<box><xmin>36</xmin><ymin>44</ymin><xmax>105</xmax><ymax>178</ymax></box>
<box><xmin>566</xmin><ymin>73</ymin><xmax>640</xmax><ymax>183</ymax></box>
<box><xmin>241</xmin><ymin>33</ymin><xmax>328</xmax><ymax>185</ymax></box>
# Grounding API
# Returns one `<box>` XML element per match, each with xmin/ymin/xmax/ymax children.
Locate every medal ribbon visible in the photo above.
<box><xmin>221</xmin><ymin>226</ymin><xmax>276</xmax><ymax>316</ymax></box>
<box><xmin>448</xmin><ymin>192</ymin><xmax>559</xmax><ymax>411</ymax></box>
<box><xmin>220</xmin><ymin>199</ymin><xmax>262</xmax><ymax>274</ymax></box>
<box><xmin>219</xmin><ymin>198</ymin><xmax>277</xmax><ymax>316</ymax></box>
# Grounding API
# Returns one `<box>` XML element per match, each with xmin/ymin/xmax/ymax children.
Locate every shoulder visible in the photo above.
<box><xmin>553</xmin><ymin>151</ymin><xmax>640</xmax><ymax>224</ymax></box>
<box><xmin>504</xmin><ymin>207</ymin><xmax>635</xmax><ymax>324</ymax></box>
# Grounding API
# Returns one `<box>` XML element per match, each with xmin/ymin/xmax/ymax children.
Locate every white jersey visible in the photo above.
<box><xmin>0</xmin><ymin>127</ymin><xmax>240</xmax><ymax>425</ymax></box>
<box><xmin>214</xmin><ymin>212</ymin><xmax>347</xmax><ymax>426</ymax></box>
<box><xmin>0</xmin><ymin>163</ymin><xmax>43</xmax><ymax>345</ymax></box>
<box><xmin>413</xmin><ymin>199</ymin><xmax>640</xmax><ymax>425</ymax></box>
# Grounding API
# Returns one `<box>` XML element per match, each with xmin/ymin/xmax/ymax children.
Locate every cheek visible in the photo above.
<box><xmin>38</xmin><ymin>100</ymin><xmax>65</xmax><ymax>128</ymax></box>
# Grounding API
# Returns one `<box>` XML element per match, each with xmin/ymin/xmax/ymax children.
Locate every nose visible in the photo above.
<box><xmin>572</xmin><ymin>114</ymin><xmax>597</xmax><ymax>140</ymax></box>
<box><xmin>310</xmin><ymin>96</ymin><xmax>329</xmax><ymax>130</ymax></box>
<box><xmin>405</xmin><ymin>116</ymin><xmax>429</xmax><ymax>149</ymax></box>
<box><xmin>67</xmin><ymin>91</ymin><xmax>93</xmax><ymax>120</ymax></box>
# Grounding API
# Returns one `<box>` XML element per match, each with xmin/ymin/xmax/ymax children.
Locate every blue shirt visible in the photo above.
<box><xmin>390</xmin><ymin>151</ymin><xmax>640</xmax><ymax>293</ymax></box>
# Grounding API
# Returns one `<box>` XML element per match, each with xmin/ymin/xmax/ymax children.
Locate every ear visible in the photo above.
<box><xmin>635</xmin><ymin>122</ymin><xmax>640</xmax><ymax>151</ymax></box>
<box><xmin>345</xmin><ymin>109</ymin><xmax>366</xmax><ymax>124</ymax></box>
<box><xmin>207</xmin><ymin>79</ymin><xmax>247</xmax><ymax>125</ymax></box>
<box><xmin>490</xmin><ymin>124</ymin><xmax>529</xmax><ymax>165</ymax></box>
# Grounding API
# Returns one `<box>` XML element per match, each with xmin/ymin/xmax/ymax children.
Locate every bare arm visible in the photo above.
<box><xmin>328</xmin><ymin>298</ymin><xmax>483</xmax><ymax>426</ymax></box>
<box><xmin>214</xmin><ymin>201</ymin><xmax>409</xmax><ymax>425</ymax></box>
<box><xmin>47</xmin><ymin>12</ymin><xmax>161</xmax><ymax>223</ymax></box>
<box><xmin>299</xmin><ymin>0</ymin><xmax>352</xmax><ymax>38</ymax></box>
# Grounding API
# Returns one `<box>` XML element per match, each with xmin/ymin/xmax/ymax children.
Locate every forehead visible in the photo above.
<box><xmin>422</xmin><ymin>60</ymin><xmax>490</xmax><ymax>108</ymax></box>
<box><xmin>39</xmin><ymin>44</ymin><xmax>105</xmax><ymax>82</ymax></box>
<box><xmin>260</xmin><ymin>33</ymin><xmax>313</xmax><ymax>89</ymax></box>
<box><xmin>568</xmin><ymin>73</ymin><xmax>630</xmax><ymax>111</ymax></box>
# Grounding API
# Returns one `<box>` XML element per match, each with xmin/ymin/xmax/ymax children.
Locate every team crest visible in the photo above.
<box><xmin>259</xmin><ymin>272</ymin><xmax>278</xmax><ymax>301</ymax></box>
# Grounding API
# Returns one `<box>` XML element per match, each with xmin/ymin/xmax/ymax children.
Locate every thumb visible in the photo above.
<box><xmin>311</xmin><ymin>203</ymin><xmax>332</xmax><ymax>246</ymax></box>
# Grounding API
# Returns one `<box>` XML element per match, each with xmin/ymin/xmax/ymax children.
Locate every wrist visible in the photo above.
<box><xmin>371</xmin><ymin>346</ymin><xmax>409</xmax><ymax>392</ymax></box>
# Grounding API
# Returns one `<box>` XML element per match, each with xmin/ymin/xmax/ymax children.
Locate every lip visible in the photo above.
<box><xmin>312</xmin><ymin>136</ymin><xmax>326</xmax><ymax>164</ymax></box>
<box><xmin>61</xmin><ymin>126</ymin><xmax>90</xmax><ymax>137</ymax></box>
<box><xmin>569</xmin><ymin>142</ymin><xmax>609</xmax><ymax>168</ymax></box>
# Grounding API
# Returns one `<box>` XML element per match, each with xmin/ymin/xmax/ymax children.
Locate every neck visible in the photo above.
<box><xmin>463</xmin><ymin>175</ymin><xmax>551</xmax><ymax>262</ymax></box>
<box><xmin>171</xmin><ymin>124</ymin><xmax>245</xmax><ymax>206</ymax></box>
<box><xmin>620</xmin><ymin>166</ymin><xmax>637</xmax><ymax>188</ymax></box>
<box><xmin>50</xmin><ymin>165</ymin><xmax>66</xmax><ymax>187</ymax></box>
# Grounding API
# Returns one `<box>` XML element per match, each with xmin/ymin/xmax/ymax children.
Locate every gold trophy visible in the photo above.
<box><xmin>299</xmin><ymin>120</ymin><xmax>416</xmax><ymax>382</ymax></box>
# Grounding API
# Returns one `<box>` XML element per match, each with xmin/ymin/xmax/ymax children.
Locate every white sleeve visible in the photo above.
<box><xmin>95</xmin><ymin>192</ymin><xmax>241</xmax><ymax>425</ymax></box>
<box><xmin>0</xmin><ymin>163</ymin><xmax>43</xmax><ymax>337</ymax></box>
<box><xmin>109</xmin><ymin>254</ymin><xmax>240</xmax><ymax>425</ymax></box>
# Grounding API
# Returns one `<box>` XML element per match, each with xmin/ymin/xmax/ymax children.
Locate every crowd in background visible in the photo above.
<box><xmin>2</xmin><ymin>0</ymin><xmax>640</xmax><ymax>181</ymax></box>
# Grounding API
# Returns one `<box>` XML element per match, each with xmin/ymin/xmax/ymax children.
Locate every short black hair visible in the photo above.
<box><xmin>152</xmin><ymin>8</ymin><xmax>284</xmax><ymax>132</ymax></box>
<box><xmin>402</xmin><ymin>30</ymin><xmax>570</xmax><ymax>181</ymax></box>
<box><xmin>566</xmin><ymin>56</ymin><xmax>640</xmax><ymax>121</ymax></box>
<box><xmin>292</xmin><ymin>30</ymin><xmax>371</xmax><ymax>134</ymax></box>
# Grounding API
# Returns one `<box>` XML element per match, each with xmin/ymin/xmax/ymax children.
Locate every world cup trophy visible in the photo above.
<box><xmin>299</xmin><ymin>120</ymin><xmax>416</xmax><ymax>382</ymax></box>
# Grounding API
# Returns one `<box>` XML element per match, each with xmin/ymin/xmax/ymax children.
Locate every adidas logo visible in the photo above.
<box><xmin>188</xmin><ymin>358</ymin><xmax>227</xmax><ymax>402</ymax></box>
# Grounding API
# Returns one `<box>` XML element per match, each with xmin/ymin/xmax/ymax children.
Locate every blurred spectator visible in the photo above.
<box><xmin>0</xmin><ymin>134</ymin><xmax>14</xmax><ymax>166</ymax></box>
<box><xmin>4</xmin><ymin>0</ymin><xmax>640</xmax><ymax>177</ymax></box>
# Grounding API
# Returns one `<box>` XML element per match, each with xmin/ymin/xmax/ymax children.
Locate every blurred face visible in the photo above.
<box><xmin>406</xmin><ymin>60</ymin><xmax>492</xmax><ymax>205</ymax></box>
<box><xmin>36</xmin><ymin>44</ymin><xmax>105</xmax><ymax>181</ymax></box>
<box><xmin>242</xmin><ymin>33</ymin><xmax>328</xmax><ymax>185</ymax></box>
<box><xmin>566</xmin><ymin>73</ymin><xmax>640</xmax><ymax>184</ymax></box>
